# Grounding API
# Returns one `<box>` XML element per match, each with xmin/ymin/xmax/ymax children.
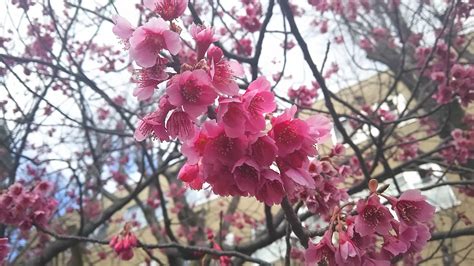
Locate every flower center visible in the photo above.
<box><xmin>182</xmin><ymin>80</ymin><xmax>202</xmax><ymax>103</ymax></box>
<box><xmin>276</xmin><ymin>122</ymin><xmax>298</xmax><ymax>144</ymax></box>
<box><xmin>145</xmin><ymin>32</ymin><xmax>166</xmax><ymax>53</ymax></box>
<box><xmin>398</xmin><ymin>201</ymin><xmax>418</xmax><ymax>224</ymax></box>
<box><xmin>214</xmin><ymin>134</ymin><xmax>234</xmax><ymax>156</ymax></box>
<box><xmin>363</xmin><ymin>205</ymin><xmax>383</xmax><ymax>227</ymax></box>
<box><xmin>249</xmin><ymin>95</ymin><xmax>264</xmax><ymax>115</ymax></box>
<box><xmin>157</xmin><ymin>0</ymin><xmax>176</xmax><ymax>19</ymax></box>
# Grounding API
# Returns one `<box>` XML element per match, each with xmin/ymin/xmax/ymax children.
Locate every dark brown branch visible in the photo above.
<box><xmin>280</xmin><ymin>197</ymin><xmax>309</xmax><ymax>248</ymax></box>
<box><xmin>279</xmin><ymin>0</ymin><xmax>372</xmax><ymax>182</ymax></box>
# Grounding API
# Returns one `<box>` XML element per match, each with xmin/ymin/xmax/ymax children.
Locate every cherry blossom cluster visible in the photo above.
<box><xmin>415</xmin><ymin>41</ymin><xmax>474</xmax><ymax>106</ymax></box>
<box><xmin>224</xmin><ymin>212</ymin><xmax>257</xmax><ymax>230</ymax></box>
<box><xmin>178</xmin><ymin>101</ymin><xmax>331</xmax><ymax>206</ymax></box>
<box><xmin>323</xmin><ymin>62</ymin><xmax>339</xmax><ymax>79</ymax></box>
<box><xmin>11</xmin><ymin>0</ymin><xmax>34</xmax><ymax>10</ymax></box>
<box><xmin>114</xmin><ymin>2</ymin><xmax>333</xmax><ymax>206</ymax></box>
<box><xmin>396</xmin><ymin>136</ymin><xmax>419</xmax><ymax>162</ymax></box>
<box><xmin>431</xmin><ymin>63</ymin><xmax>474</xmax><ymax>107</ymax></box>
<box><xmin>109</xmin><ymin>223</ymin><xmax>138</xmax><ymax>261</ymax></box>
<box><xmin>206</xmin><ymin>231</ymin><xmax>231</xmax><ymax>265</ymax></box>
<box><xmin>0</xmin><ymin>181</ymin><xmax>57</xmax><ymax>231</ymax></box>
<box><xmin>237</xmin><ymin>0</ymin><xmax>263</xmax><ymax>33</ymax></box>
<box><xmin>288</xmin><ymin>82</ymin><xmax>319</xmax><ymax>107</ymax></box>
<box><xmin>25</xmin><ymin>22</ymin><xmax>55</xmax><ymax>63</ymax></box>
<box><xmin>356</xmin><ymin>104</ymin><xmax>397</xmax><ymax>123</ymax></box>
<box><xmin>234</xmin><ymin>38</ymin><xmax>253</xmax><ymax>56</ymax></box>
<box><xmin>308</xmin><ymin>0</ymin><xmax>370</xmax><ymax>21</ymax></box>
<box><xmin>305</xmin><ymin>180</ymin><xmax>436</xmax><ymax>265</ymax></box>
<box><xmin>292</xmin><ymin>145</ymin><xmax>349</xmax><ymax>219</ymax></box>
<box><xmin>439</xmin><ymin>116</ymin><xmax>474</xmax><ymax>178</ymax></box>
<box><xmin>440</xmin><ymin>128</ymin><xmax>474</xmax><ymax>165</ymax></box>
<box><xmin>144</xmin><ymin>0</ymin><xmax>187</xmax><ymax>22</ymax></box>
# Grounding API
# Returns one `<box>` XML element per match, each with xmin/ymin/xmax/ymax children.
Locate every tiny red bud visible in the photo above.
<box><xmin>368</xmin><ymin>179</ymin><xmax>378</xmax><ymax>193</ymax></box>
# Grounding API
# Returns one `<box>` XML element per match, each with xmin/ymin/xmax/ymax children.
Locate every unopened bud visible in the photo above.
<box><xmin>368</xmin><ymin>179</ymin><xmax>378</xmax><ymax>193</ymax></box>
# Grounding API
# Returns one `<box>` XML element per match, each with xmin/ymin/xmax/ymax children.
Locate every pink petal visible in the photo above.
<box><xmin>133</xmin><ymin>85</ymin><xmax>154</xmax><ymax>100</ymax></box>
<box><xmin>134</xmin><ymin>120</ymin><xmax>149</xmax><ymax>141</ymax></box>
<box><xmin>248</xmin><ymin>76</ymin><xmax>271</xmax><ymax>92</ymax></box>
<box><xmin>285</xmin><ymin>168</ymin><xmax>315</xmax><ymax>188</ymax></box>
<box><xmin>143</xmin><ymin>0</ymin><xmax>155</xmax><ymax>10</ymax></box>
<box><xmin>214</xmin><ymin>80</ymin><xmax>239</xmax><ymax>96</ymax></box>
<box><xmin>228</xmin><ymin>60</ymin><xmax>244</xmax><ymax>77</ymax></box>
<box><xmin>164</xmin><ymin>30</ymin><xmax>181</xmax><ymax>55</ymax></box>
<box><xmin>143</xmin><ymin>17</ymin><xmax>168</xmax><ymax>33</ymax></box>
<box><xmin>112</xmin><ymin>15</ymin><xmax>134</xmax><ymax>40</ymax></box>
<box><xmin>130</xmin><ymin>35</ymin><xmax>157</xmax><ymax>67</ymax></box>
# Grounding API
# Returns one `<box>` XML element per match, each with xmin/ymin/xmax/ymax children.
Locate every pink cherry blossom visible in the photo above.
<box><xmin>305</xmin><ymin>231</ymin><xmax>336</xmax><ymax>266</ymax></box>
<box><xmin>397</xmin><ymin>136</ymin><xmax>419</xmax><ymax>161</ymax></box>
<box><xmin>362</xmin><ymin>257</ymin><xmax>391</xmax><ymax>266</ymax></box>
<box><xmin>398</xmin><ymin>223</ymin><xmax>431</xmax><ymax>253</ymax></box>
<box><xmin>0</xmin><ymin>182</ymin><xmax>57</xmax><ymax>231</ymax></box>
<box><xmin>243</xmin><ymin>77</ymin><xmax>276</xmax><ymax>132</ymax></box>
<box><xmin>134</xmin><ymin>97</ymin><xmax>175</xmax><ymax>141</ymax></box>
<box><xmin>288</xmin><ymin>85</ymin><xmax>318</xmax><ymax>107</ymax></box>
<box><xmin>269</xmin><ymin>106</ymin><xmax>330</xmax><ymax>157</ymax></box>
<box><xmin>277</xmin><ymin>151</ymin><xmax>315</xmax><ymax>190</ymax></box>
<box><xmin>112</xmin><ymin>15</ymin><xmax>135</xmax><ymax>47</ymax></box>
<box><xmin>359</xmin><ymin>38</ymin><xmax>373</xmax><ymax>52</ymax></box>
<box><xmin>207</xmin><ymin>46</ymin><xmax>244</xmax><ymax>96</ymax></box>
<box><xmin>204</xmin><ymin>163</ymin><xmax>242</xmax><ymax>196</ymax></box>
<box><xmin>232</xmin><ymin>158</ymin><xmax>260</xmax><ymax>195</ymax></box>
<box><xmin>249</xmin><ymin>135</ymin><xmax>277</xmax><ymax>167</ymax></box>
<box><xmin>190</xmin><ymin>24</ymin><xmax>218</xmax><ymax>60</ymax></box>
<box><xmin>83</xmin><ymin>200</ymin><xmax>102</xmax><ymax>220</ymax></box>
<box><xmin>269</xmin><ymin>107</ymin><xmax>309</xmax><ymax>156</ymax></box>
<box><xmin>144</xmin><ymin>0</ymin><xmax>187</xmax><ymax>21</ymax></box>
<box><xmin>372</xmin><ymin>27</ymin><xmax>388</xmax><ymax>39</ymax></box>
<box><xmin>305</xmin><ymin>113</ymin><xmax>332</xmax><ymax>145</ymax></box>
<box><xmin>34</xmin><ymin>180</ymin><xmax>54</xmax><ymax>195</ymax></box>
<box><xmin>110</xmin><ymin>229</ymin><xmax>137</xmax><ymax>261</ymax></box>
<box><xmin>132</xmin><ymin>57</ymin><xmax>169</xmax><ymax>100</ymax></box>
<box><xmin>202</xmin><ymin>121</ymin><xmax>247</xmax><ymax>167</ymax></box>
<box><xmin>387</xmin><ymin>189</ymin><xmax>435</xmax><ymax>226</ymax></box>
<box><xmin>255</xmin><ymin>169</ymin><xmax>285</xmax><ymax>205</ymax></box>
<box><xmin>305</xmin><ymin>170</ymin><xmax>348</xmax><ymax>218</ymax></box>
<box><xmin>216</xmin><ymin>97</ymin><xmax>248</xmax><ymax>137</ymax></box>
<box><xmin>330</xmin><ymin>143</ymin><xmax>345</xmax><ymax>157</ymax></box>
<box><xmin>166</xmin><ymin>69</ymin><xmax>217</xmax><ymax>118</ymax></box>
<box><xmin>383</xmin><ymin>234</ymin><xmax>408</xmax><ymax>256</ymax></box>
<box><xmin>181</xmin><ymin>130</ymin><xmax>209</xmax><ymax>164</ymax></box>
<box><xmin>166</xmin><ymin>110</ymin><xmax>195</xmax><ymax>140</ymax></box>
<box><xmin>234</xmin><ymin>38</ymin><xmax>253</xmax><ymax>56</ymax></box>
<box><xmin>178</xmin><ymin>163</ymin><xmax>204</xmax><ymax>190</ymax></box>
<box><xmin>324</xmin><ymin>62</ymin><xmax>339</xmax><ymax>79</ymax></box>
<box><xmin>319</xmin><ymin>19</ymin><xmax>329</xmax><ymax>33</ymax></box>
<box><xmin>112</xmin><ymin>171</ymin><xmax>127</xmax><ymax>184</ymax></box>
<box><xmin>129</xmin><ymin>17</ymin><xmax>181</xmax><ymax>68</ymax></box>
<box><xmin>335</xmin><ymin>231</ymin><xmax>361</xmax><ymax>265</ymax></box>
<box><xmin>354</xmin><ymin>195</ymin><xmax>394</xmax><ymax>236</ymax></box>
<box><xmin>238</xmin><ymin>16</ymin><xmax>261</xmax><ymax>32</ymax></box>
<box><xmin>237</xmin><ymin>2</ymin><xmax>262</xmax><ymax>33</ymax></box>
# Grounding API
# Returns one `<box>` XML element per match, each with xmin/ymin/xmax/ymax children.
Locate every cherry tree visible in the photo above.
<box><xmin>0</xmin><ymin>0</ymin><xmax>473</xmax><ymax>265</ymax></box>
